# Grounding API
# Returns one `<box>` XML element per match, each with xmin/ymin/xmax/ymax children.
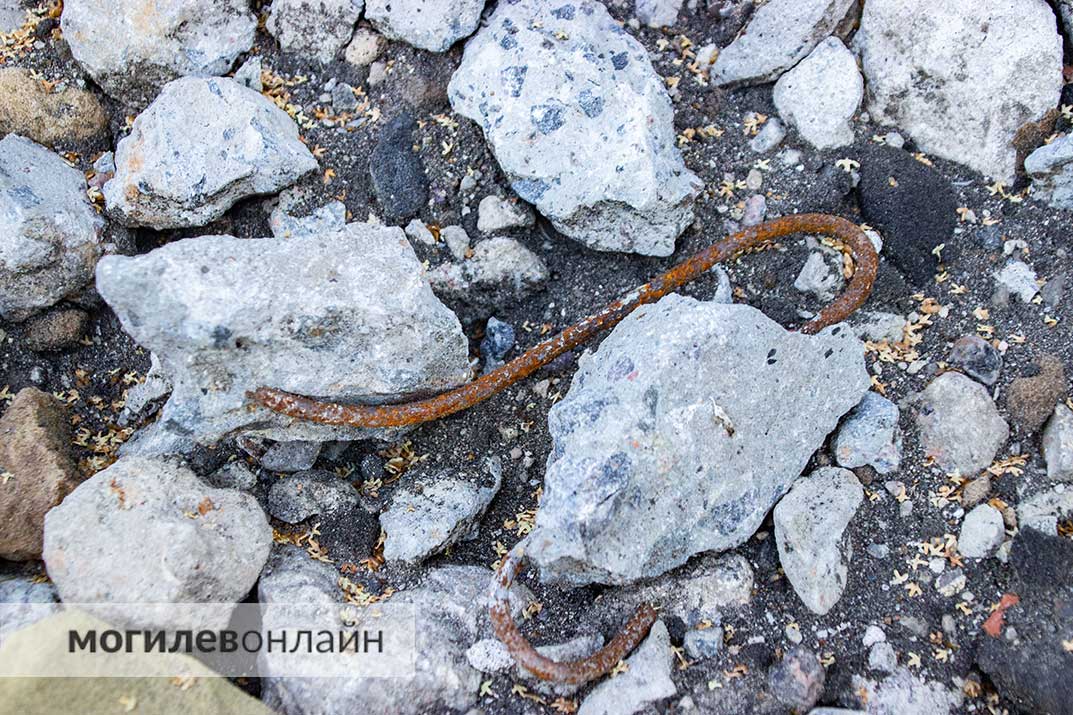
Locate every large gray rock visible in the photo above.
<box><xmin>851</xmin><ymin>668</ymin><xmax>963</xmax><ymax>715</ymax></box>
<box><xmin>910</xmin><ymin>372</ymin><xmax>1009</xmax><ymax>475</ymax></box>
<box><xmin>448</xmin><ymin>0</ymin><xmax>701</xmax><ymax>256</ymax></box>
<box><xmin>1043</xmin><ymin>404</ymin><xmax>1073</xmax><ymax>481</ymax></box>
<box><xmin>578</xmin><ymin>621</ymin><xmax>676</xmax><ymax>715</ymax></box>
<box><xmin>266</xmin><ymin>0</ymin><xmax>363</xmax><ymax>63</ymax></box>
<box><xmin>61</xmin><ymin>0</ymin><xmax>256</xmax><ymax>106</ymax></box>
<box><xmin>0</xmin><ymin>135</ymin><xmax>103</xmax><ymax>321</ymax></box>
<box><xmin>95</xmin><ymin>224</ymin><xmax>472</xmax><ymax>444</ymax></box>
<box><xmin>772</xmin><ymin>37</ymin><xmax>861</xmax><ymax>150</ymax></box>
<box><xmin>104</xmin><ymin>77</ymin><xmax>318</xmax><ymax>229</ymax></box>
<box><xmin>528</xmin><ymin>296</ymin><xmax>870</xmax><ymax>585</ymax></box>
<box><xmin>833</xmin><ymin>391</ymin><xmax>902</xmax><ymax>474</ymax></box>
<box><xmin>710</xmin><ymin>0</ymin><xmax>855</xmax><ymax>87</ymax></box>
<box><xmin>1025</xmin><ymin>134</ymin><xmax>1073</xmax><ymax>210</ymax></box>
<box><xmin>774</xmin><ymin>467</ymin><xmax>863</xmax><ymax>615</ymax></box>
<box><xmin>259</xmin><ymin>546</ymin><xmax>531</xmax><ymax>715</ymax></box>
<box><xmin>267</xmin><ymin>470</ymin><xmax>360</xmax><ymax>524</ymax></box>
<box><xmin>380</xmin><ymin>460</ymin><xmax>502</xmax><ymax>564</ymax></box>
<box><xmin>855</xmin><ymin>0</ymin><xmax>1062</xmax><ymax>182</ymax></box>
<box><xmin>42</xmin><ymin>456</ymin><xmax>272</xmax><ymax>631</ymax></box>
<box><xmin>365</xmin><ymin>0</ymin><xmax>485</xmax><ymax>53</ymax></box>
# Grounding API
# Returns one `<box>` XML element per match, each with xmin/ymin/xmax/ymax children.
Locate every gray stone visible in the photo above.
<box><xmin>233</xmin><ymin>56</ymin><xmax>262</xmax><ymax>92</ymax></box>
<box><xmin>1019</xmin><ymin>485</ymin><xmax>1073</xmax><ymax>536</ymax></box>
<box><xmin>868</xmin><ymin>642</ymin><xmax>897</xmax><ymax>673</ymax></box>
<box><xmin>683</xmin><ymin>627</ymin><xmax>723</xmax><ymax>660</ymax></box>
<box><xmin>266</xmin><ymin>0</ymin><xmax>363</xmax><ymax>63</ymax></box>
<box><xmin>207</xmin><ymin>460</ymin><xmax>259</xmax><ymax>491</ymax></box>
<box><xmin>404</xmin><ymin>218</ymin><xmax>436</xmax><ymax>245</ymax></box>
<box><xmin>345</xmin><ymin>27</ymin><xmax>384</xmax><ymax>67</ymax></box>
<box><xmin>267</xmin><ymin>469</ymin><xmax>359</xmax><ymax>523</ymax></box>
<box><xmin>365</xmin><ymin>0</ymin><xmax>484</xmax><ymax>53</ymax></box>
<box><xmin>61</xmin><ymin>0</ymin><xmax>257</xmax><ymax>106</ymax></box>
<box><xmin>464</xmin><ymin>638</ymin><xmax>514</xmax><ymax>673</ymax></box>
<box><xmin>259</xmin><ymin>547</ymin><xmax>531</xmax><ymax>715</ymax></box>
<box><xmin>42</xmin><ymin>456</ymin><xmax>272</xmax><ymax>631</ymax></box>
<box><xmin>994</xmin><ymin>261</ymin><xmax>1040</xmax><ymax>303</ymax></box>
<box><xmin>636</xmin><ymin>0</ymin><xmax>683</xmax><ymax>27</ymax></box>
<box><xmin>578</xmin><ymin>621</ymin><xmax>676</xmax><ymax>715</ymax></box>
<box><xmin>118</xmin><ymin>354</ymin><xmax>171</xmax><ymax>427</ymax></box>
<box><xmin>261</xmin><ymin>441</ymin><xmax>322</xmax><ymax>473</ymax></box>
<box><xmin>741</xmin><ymin>194</ymin><xmax>766</xmax><ymax>227</ymax></box>
<box><xmin>95</xmin><ymin>224</ymin><xmax>471</xmax><ymax>444</ymax></box>
<box><xmin>441</xmin><ymin>226</ymin><xmax>471</xmax><ymax>261</ymax></box>
<box><xmin>1043</xmin><ymin>404</ymin><xmax>1073</xmax><ymax>481</ymax></box>
<box><xmin>1026</xmin><ymin>134</ymin><xmax>1073</xmax><ymax>210</ymax></box>
<box><xmin>429</xmin><ymin>236</ymin><xmax>548</xmax><ymax>323</ymax></box>
<box><xmin>851</xmin><ymin>311</ymin><xmax>906</xmax><ymax>343</ymax></box>
<box><xmin>855</xmin><ymin>0</ymin><xmax>1062</xmax><ymax>182</ymax></box>
<box><xmin>911</xmin><ymin>372</ymin><xmax>1008</xmax><ymax>475</ymax></box>
<box><xmin>448</xmin><ymin>0</ymin><xmax>702</xmax><ymax>256</ymax></box>
<box><xmin>960</xmin><ymin>474</ymin><xmax>991</xmax><ymax>508</ymax></box>
<box><xmin>851</xmin><ymin>668</ymin><xmax>963</xmax><ymax>715</ymax></box>
<box><xmin>774</xmin><ymin>467</ymin><xmax>863</xmax><ymax>615</ymax></box>
<box><xmin>270</xmin><ymin>200</ymin><xmax>346</xmax><ymax>239</ymax></box>
<box><xmin>331</xmin><ymin>82</ymin><xmax>359</xmax><ymax>112</ymax></box>
<box><xmin>773</xmin><ymin>37</ymin><xmax>861</xmax><ymax>149</ymax></box>
<box><xmin>0</xmin><ymin>573</ymin><xmax>59</xmax><ymax>646</ymax></box>
<box><xmin>935</xmin><ymin>568</ymin><xmax>966</xmax><ymax>597</ymax></box>
<box><xmin>749</xmin><ymin>117</ymin><xmax>786</xmax><ymax>153</ymax></box>
<box><xmin>767</xmin><ymin>646</ymin><xmax>825</xmax><ymax>711</ymax></box>
<box><xmin>862</xmin><ymin>625</ymin><xmax>886</xmax><ymax>647</ymax></box>
<box><xmin>834</xmin><ymin>392</ymin><xmax>902</xmax><ymax>474</ymax></box>
<box><xmin>793</xmin><ymin>251</ymin><xmax>844</xmax><ymax>301</ymax></box>
<box><xmin>477</xmin><ymin>195</ymin><xmax>535</xmax><ymax>234</ymax></box>
<box><xmin>528</xmin><ymin>297</ymin><xmax>869</xmax><ymax>585</ymax></box>
<box><xmin>948</xmin><ymin>334</ymin><xmax>1002</xmax><ymax>386</ymax></box>
<box><xmin>104</xmin><ymin>77</ymin><xmax>317</xmax><ymax>229</ymax></box>
<box><xmin>369</xmin><ymin>112</ymin><xmax>428</xmax><ymax>223</ymax></box>
<box><xmin>480</xmin><ymin>317</ymin><xmax>515</xmax><ymax>370</ymax></box>
<box><xmin>614</xmin><ymin>553</ymin><xmax>753</xmax><ymax>628</ymax></box>
<box><xmin>958</xmin><ymin>504</ymin><xmax>1004</xmax><ymax>559</ymax></box>
<box><xmin>0</xmin><ymin>0</ymin><xmax>23</xmax><ymax>33</ymax></box>
<box><xmin>710</xmin><ymin>0</ymin><xmax>855</xmax><ymax>87</ymax></box>
<box><xmin>0</xmin><ymin>135</ymin><xmax>104</xmax><ymax>322</ymax></box>
<box><xmin>381</xmin><ymin>460</ymin><xmax>502</xmax><ymax>563</ymax></box>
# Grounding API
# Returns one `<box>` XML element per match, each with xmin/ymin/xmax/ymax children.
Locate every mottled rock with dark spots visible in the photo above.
<box><xmin>948</xmin><ymin>334</ymin><xmax>1002</xmax><ymax>385</ymax></box>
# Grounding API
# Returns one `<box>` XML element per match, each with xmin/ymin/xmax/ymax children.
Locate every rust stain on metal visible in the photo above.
<box><xmin>249</xmin><ymin>213</ymin><xmax>879</xmax><ymax>427</ymax></box>
<box><xmin>489</xmin><ymin>541</ymin><xmax>659</xmax><ymax>685</ymax></box>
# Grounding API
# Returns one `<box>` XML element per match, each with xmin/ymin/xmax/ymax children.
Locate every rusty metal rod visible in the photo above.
<box><xmin>250</xmin><ymin>213</ymin><xmax>878</xmax><ymax>685</ymax></box>
<box><xmin>249</xmin><ymin>213</ymin><xmax>878</xmax><ymax>429</ymax></box>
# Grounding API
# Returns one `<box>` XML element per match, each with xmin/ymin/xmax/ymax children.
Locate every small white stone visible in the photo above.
<box><xmin>958</xmin><ymin>504</ymin><xmax>1005</xmax><ymax>559</ymax></box>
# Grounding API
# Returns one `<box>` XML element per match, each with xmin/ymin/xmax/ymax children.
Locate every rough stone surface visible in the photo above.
<box><xmin>855</xmin><ymin>0</ymin><xmax>1062</xmax><ymax>182</ymax></box>
<box><xmin>977</xmin><ymin>528</ymin><xmax>1073</xmax><ymax>715</ymax></box>
<box><xmin>1005</xmin><ymin>354</ymin><xmax>1066</xmax><ymax>433</ymax></box>
<box><xmin>911</xmin><ymin>372</ymin><xmax>1008</xmax><ymax>475</ymax></box>
<box><xmin>1018</xmin><ymin>486</ymin><xmax>1073</xmax><ymax>536</ymax></box>
<box><xmin>96</xmin><ymin>225</ymin><xmax>471</xmax><ymax>444</ymax></box>
<box><xmin>683</xmin><ymin>627</ymin><xmax>723</xmax><ymax>660</ymax></box>
<box><xmin>577</xmin><ymin>621</ymin><xmax>676</xmax><ymax>715</ymax></box>
<box><xmin>858</xmin><ymin>145</ymin><xmax>956</xmax><ymax>285</ymax></box>
<box><xmin>852</xmin><ymin>668</ymin><xmax>963</xmax><ymax>715</ymax></box>
<box><xmin>259</xmin><ymin>547</ymin><xmax>530</xmax><ymax>715</ymax></box>
<box><xmin>767</xmin><ymin>646</ymin><xmax>826</xmax><ymax>711</ymax></box>
<box><xmin>1043</xmin><ymin>404</ymin><xmax>1073</xmax><ymax>481</ymax></box>
<box><xmin>834</xmin><ymin>392</ymin><xmax>902</xmax><ymax>474</ymax></box>
<box><xmin>0</xmin><ymin>388</ymin><xmax>81</xmax><ymax>561</ymax></box>
<box><xmin>345</xmin><ymin>27</ymin><xmax>384</xmax><ymax>66</ymax></box>
<box><xmin>429</xmin><ymin>236</ymin><xmax>549</xmax><ymax>323</ymax></box>
<box><xmin>0</xmin><ymin>67</ymin><xmax>108</xmax><ymax>145</ymax></box>
<box><xmin>958</xmin><ymin>504</ymin><xmax>1005</xmax><ymax>559</ymax></box>
<box><xmin>0</xmin><ymin>134</ymin><xmax>104</xmax><ymax>322</ymax></box>
<box><xmin>365</xmin><ymin>0</ymin><xmax>484</xmax><ymax>53</ymax></box>
<box><xmin>528</xmin><ymin>297</ymin><xmax>869</xmax><ymax>585</ymax></box>
<box><xmin>61</xmin><ymin>0</ymin><xmax>257</xmax><ymax>106</ymax></box>
<box><xmin>774</xmin><ymin>467</ymin><xmax>863</xmax><ymax>615</ymax></box>
<box><xmin>260</xmin><ymin>441</ymin><xmax>322</xmax><ymax>473</ymax></box>
<box><xmin>22</xmin><ymin>308</ymin><xmax>91</xmax><ymax>352</ymax></box>
<box><xmin>448</xmin><ymin>0</ymin><xmax>701</xmax><ymax>256</ymax></box>
<box><xmin>0</xmin><ymin>572</ymin><xmax>59</xmax><ymax>646</ymax></box>
<box><xmin>793</xmin><ymin>251</ymin><xmax>843</xmax><ymax>302</ymax></box>
<box><xmin>42</xmin><ymin>456</ymin><xmax>272</xmax><ymax>631</ymax></box>
<box><xmin>994</xmin><ymin>261</ymin><xmax>1040</xmax><ymax>303</ymax></box>
<box><xmin>266</xmin><ymin>0</ymin><xmax>363</xmax><ymax>63</ymax></box>
<box><xmin>948</xmin><ymin>334</ymin><xmax>1002</xmax><ymax>386</ymax></box>
<box><xmin>369</xmin><ymin>112</ymin><xmax>428</xmax><ymax>222</ymax></box>
<box><xmin>269</xmin><ymin>199</ymin><xmax>346</xmax><ymax>239</ymax></box>
<box><xmin>773</xmin><ymin>38</ymin><xmax>861</xmax><ymax>149</ymax></box>
<box><xmin>477</xmin><ymin>194</ymin><xmax>535</xmax><ymax>234</ymax></box>
<box><xmin>635</xmin><ymin>0</ymin><xmax>683</xmax><ymax>27</ymax></box>
<box><xmin>104</xmin><ymin>77</ymin><xmax>317</xmax><ymax>229</ymax></box>
<box><xmin>1025</xmin><ymin>134</ymin><xmax>1073</xmax><ymax>210</ymax></box>
<box><xmin>710</xmin><ymin>0</ymin><xmax>855</xmax><ymax>87</ymax></box>
<box><xmin>380</xmin><ymin>459</ymin><xmax>502</xmax><ymax>563</ymax></box>
<box><xmin>267</xmin><ymin>469</ymin><xmax>359</xmax><ymax>524</ymax></box>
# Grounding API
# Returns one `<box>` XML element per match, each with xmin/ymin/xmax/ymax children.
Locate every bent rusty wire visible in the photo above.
<box><xmin>249</xmin><ymin>213</ymin><xmax>879</xmax><ymax>685</ymax></box>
